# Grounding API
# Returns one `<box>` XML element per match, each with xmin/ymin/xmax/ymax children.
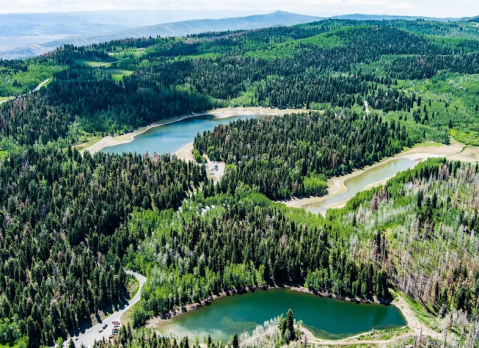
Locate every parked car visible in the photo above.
<box><xmin>98</xmin><ymin>329</ymin><xmax>103</xmax><ymax>333</ymax></box>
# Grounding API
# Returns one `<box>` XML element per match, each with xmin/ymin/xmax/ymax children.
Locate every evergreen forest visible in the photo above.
<box><xmin>0</xmin><ymin>13</ymin><xmax>479</xmax><ymax>348</ymax></box>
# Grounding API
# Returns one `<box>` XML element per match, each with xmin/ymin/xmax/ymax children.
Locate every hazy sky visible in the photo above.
<box><xmin>0</xmin><ymin>0</ymin><xmax>477</xmax><ymax>18</ymax></box>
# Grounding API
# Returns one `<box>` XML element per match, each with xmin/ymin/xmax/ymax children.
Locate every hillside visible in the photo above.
<box><xmin>2</xmin><ymin>11</ymin><xmax>472</xmax><ymax>60</ymax></box>
<box><xmin>0</xmin><ymin>11</ymin><xmax>322</xmax><ymax>59</ymax></box>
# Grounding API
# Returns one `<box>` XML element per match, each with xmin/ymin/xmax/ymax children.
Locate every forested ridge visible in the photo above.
<box><xmin>194</xmin><ymin>110</ymin><xmax>409</xmax><ymax>199</ymax></box>
<box><xmin>3</xmin><ymin>18</ymin><xmax>479</xmax><ymax>147</ymax></box>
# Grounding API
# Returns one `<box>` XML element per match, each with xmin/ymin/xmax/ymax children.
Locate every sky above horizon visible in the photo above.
<box><xmin>0</xmin><ymin>0</ymin><xmax>477</xmax><ymax>18</ymax></box>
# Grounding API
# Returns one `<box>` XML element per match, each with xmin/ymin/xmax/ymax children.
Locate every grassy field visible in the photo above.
<box><xmin>74</xmin><ymin>59</ymin><xmax>115</xmax><ymax>68</ymax></box>
<box><xmin>178</xmin><ymin>52</ymin><xmax>221</xmax><ymax>61</ymax></box>
<box><xmin>397</xmin><ymin>291</ymin><xmax>440</xmax><ymax>331</ymax></box>
<box><xmin>119</xmin><ymin>277</ymin><xmax>141</xmax><ymax>327</ymax></box>
<box><xmin>0</xmin><ymin>96</ymin><xmax>13</xmax><ymax>102</ymax></box>
<box><xmin>355</xmin><ymin>326</ymin><xmax>411</xmax><ymax>341</ymax></box>
<box><xmin>75</xmin><ymin>135</ymin><xmax>103</xmax><ymax>152</ymax></box>
<box><xmin>109</xmin><ymin>69</ymin><xmax>134</xmax><ymax>82</ymax></box>
<box><xmin>74</xmin><ymin>60</ymin><xmax>134</xmax><ymax>82</ymax></box>
<box><xmin>451</xmin><ymin>129</ymin><xmax>479</xmax><ymax>146</ymax></box>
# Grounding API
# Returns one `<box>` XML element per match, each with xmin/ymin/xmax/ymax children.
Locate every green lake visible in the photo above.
<box><xmin>101</xmin><ymin>114</ymin><xmax>258</xmax><ymax>155</ymax></box>
<box><xmin>303</xmin><ymin>158</ymin><xmax>417</xmax><ymax>214</ymax></box>
<box><xmin>158</xmin><ymin>288</ymin><xmax>407</xmax><ymax>341</ymax></box>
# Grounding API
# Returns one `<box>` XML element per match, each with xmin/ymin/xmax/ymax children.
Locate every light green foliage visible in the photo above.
<box><xmin>0</xmin><ymin>62</ymin><xmax>65</xmax><ymax>96</ymax></box>
<box><xmin>296</xmin><ymin>30</ymin><xmax>345</xmax><ymax>48</ymax></box>
<box><xmin>396</xmin><ymin>73</ymin><xmax>479</xmax><ymax>144</ymax></box>
<box><xmin>0</xmin><ymin>319</ymin><xmax>27</xmax><ymax>347</ymax></box>
<box><xmin>74</xmin><ymin>59</ymin><xmax>115</xmax><ymax>67</ymax></box>
<box><xmin>192</xmin><ymin>149</ymin><xmax>206</xmax><ymax>163</ymax></box>
<box><xmin>109</xmin><ymin>69</ymin><xmax>134</xmax><ymax>82</ymax></box>
<box><xmin>303</xmin><ymin>175</ymin><xmax>328</xmax><ymax>197</ymax></box>
<box><xmin>131</xmin><ymin>305</ymin><xmax>147</xmax><ymax>328</ymax></box>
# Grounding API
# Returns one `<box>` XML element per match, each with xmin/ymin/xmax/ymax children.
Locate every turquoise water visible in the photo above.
<box><xmin>303</xmin><ymin>158</ymin><xmax>417</xmax><ymax>214</ymax></box>
<box><xmin>101</xmin><ymin>114</ymin><xmax>258</xmax><ymax>155</ymax></box>
<box><xmin>159</xmin><ymin>289</ymin><xmax>406</xmax><ymax>341</ymax></box>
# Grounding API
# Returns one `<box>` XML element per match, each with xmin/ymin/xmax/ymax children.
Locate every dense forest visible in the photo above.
<box><xmin>2</xmin><ymin>18</ymin><xmax>479</xmax><ymax>148</ymax></box>
<box><xmin>119</xmin><ymin>159</ymin><xmax>479</xmax><ymax>347</ymax></box>
<box><xmin>0</xmin><ymin>14</ymin><xmax>479</xmax><ymax>348</ymax></box>
<box><xmin>0</xmin><ymin>146</ymin><xmax>206</xmax><ymax>346</ymax></box>
<box><xmin>194</xmin><ymin>110</ymin><xmax>409</xmax><ymax>199</ymax></box>
<box><xmin>125</xmin><ymin>187</ymin><xmax>388</xmax><ymax>324</ymax></box>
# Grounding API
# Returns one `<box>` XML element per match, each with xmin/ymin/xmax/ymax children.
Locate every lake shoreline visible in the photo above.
<box><xmin>146</xmin><ymin>284</ymin><xmax>401</xmax><ymax>338</ymax></box>
<box><xmin>280</xmin><ymin>140</ymin><xmax>470</xmax><ymax>211</ymax></box>
<box><xmin>86</xmin><ymin>107</ymin><xmax>303</xmax><ymax>154</ymax></box>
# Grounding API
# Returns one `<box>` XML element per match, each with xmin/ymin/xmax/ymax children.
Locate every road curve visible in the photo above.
<box><xmin>0</xmin><ymin>78</ymin><xmax>51</xmax><ymax>106</ymax></box>
<box><xmin>33</xmin><ymin>78</ymin><xmax>51</xmax><ymax>92</ymax></box>
<box><xmin>73</xmin><ymin>270</ymin><xmax>146</xmax><ymax>348</ymax></box>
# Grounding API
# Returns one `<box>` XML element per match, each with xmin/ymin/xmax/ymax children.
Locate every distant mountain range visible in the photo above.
<box><xmin>0</xmin><ymin>11</ymin><xmax>322</xmax><ymax>59</ymax></box>
<box><xmin>0</xmin><ymin>9</ymin><xmax>266</xmax><ymax>54</ymax></box>
<box><xmin>331</xmin><ymin>14</ymin><xmax>460</xmax><ymax>22</ymax></box>
<box><xmin>0</xmin><ymin>10</ymin><xmax>466</xmax><ymax>60</ymax></box>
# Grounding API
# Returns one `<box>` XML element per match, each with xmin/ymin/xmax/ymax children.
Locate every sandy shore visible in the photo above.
<box><xmin>87</xmin><ymin>107</ymin><xmax>304</xmax><ymax>154</ymax></box>
<box><xmin>175</xmin><ymin>143</ymin><xmax>195</xmax><ymax>162</ymax></box>
<box><xmin>282</xmin><ymin>140</ymin><xmax>478</xmax><ymax>211</ymax></box>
